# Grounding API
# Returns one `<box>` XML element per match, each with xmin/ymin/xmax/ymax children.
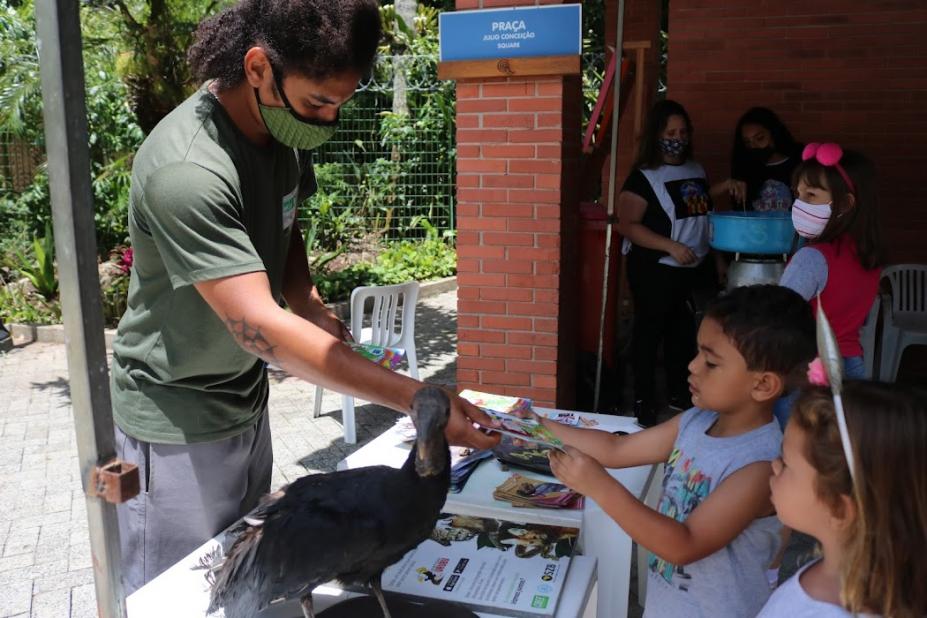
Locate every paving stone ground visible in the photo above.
<box><xmin>0</xmin><ymin>289</ymin><xmax>645</xmax><ymax>618</ymax></box>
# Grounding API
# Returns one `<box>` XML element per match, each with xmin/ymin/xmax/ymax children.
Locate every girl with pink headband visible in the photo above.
<box><xmin>777</xmin><ymin>143</ymin><xmax>884</xmax><ymax>423</ymax></box>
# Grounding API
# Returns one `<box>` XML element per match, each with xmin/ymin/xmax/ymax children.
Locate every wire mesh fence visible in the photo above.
<box><xmin>299</xmin><ymin>53</ymin><xmax>456</xmax><ymax>248</ymax></box>
<box><xmin>1</xmin><ymin>52</ymin><xmax>608</xmax><ymax>248</ymax></box>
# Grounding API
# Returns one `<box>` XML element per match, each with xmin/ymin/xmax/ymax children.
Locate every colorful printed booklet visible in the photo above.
<box><xmin>347</xmin><ymin>342</ymin><xmax>406</xmax><ymax>371</ymax></box>
<box><xmin>493</xmin><ymin>473</ymin><xmax>584</xmax><ymax>510</ymax></box>
<box><xmin>479</xmin><ymin>410</ymin><xmax>565</xmax><ymax>451</ymax></box>
<box><xmin>459</xmin><ymin>390</ymin><xmax>533</xmax><ymax>415</ymax></box>
<box><xmin>458</xmin><ymin>390</ymin><xmax>563</xmax><ymax>450</ymax></box>
<box><xmin>382</xmin><ymin>513</ymin><xmax>578</xmax><ymax>617</ymax></box>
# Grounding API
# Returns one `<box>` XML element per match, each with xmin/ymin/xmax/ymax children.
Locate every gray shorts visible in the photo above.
<box><xmin>115</xmin><ymin>409</ymin><xmax>273</xmax><ymax>595</ymax></box>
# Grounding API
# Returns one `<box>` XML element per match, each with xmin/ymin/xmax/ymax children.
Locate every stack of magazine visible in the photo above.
<box><xmin>381</xmin><ymin>513</ymin><xmax>578</xmax><ymax>617</ymax></box>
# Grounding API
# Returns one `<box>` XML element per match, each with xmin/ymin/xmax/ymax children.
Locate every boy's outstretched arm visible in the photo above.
<box><xmin>550</xmin><ymin>448</ymin><xmax>774</xmax><ymax>566</ymax></box>
<box><xmin>540</xmin><ymin>414</ymin><xmax>680</xmax><ymax>469</ymax></box>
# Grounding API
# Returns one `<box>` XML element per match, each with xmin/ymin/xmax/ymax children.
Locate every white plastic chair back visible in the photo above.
<box><xmin>313</xmin><ymin>281</ymin><xmax>420</xmax><ymax>443</ymax></box>
<box><xmin>880</xmin><ymin>264</ymin><xmax>927</xmax><ymax>381</ymax></box>
<box><xmin>884</xmin><ymin>264</ymin><xmax>927</xmax><ymax>327</ymax></box>
<box><xmin>350</xmin><ymin>282</ymin><xmax>420</xmax><ymax>366</ymax></box>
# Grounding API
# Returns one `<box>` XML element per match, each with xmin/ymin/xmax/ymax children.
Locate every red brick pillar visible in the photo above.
<box><xmin>454</xmin><ymin>3</ymin><xmax>582</xmax><ymax>408</ymax></box>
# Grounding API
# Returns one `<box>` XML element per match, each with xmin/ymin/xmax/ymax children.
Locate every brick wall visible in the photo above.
<box><xmin>667</xmin><ymin>0</ymin><xmax>927</xmax><ymax>262</ymax></box>
<box><xmin>452</xmin><ymin>0</ymin><xmax>582</xmax><ymax>405</ymax></box>
<box><xmin>455</xmin><ymin>73</ymin><xmax>582</xmax><ymax>406</ymax></box>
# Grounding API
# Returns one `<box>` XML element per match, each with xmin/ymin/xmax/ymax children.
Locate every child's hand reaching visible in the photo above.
<box><xmin>548</xmin><ymin>445</ymin><xmax>613</xmax><ymax>498</ymax></box>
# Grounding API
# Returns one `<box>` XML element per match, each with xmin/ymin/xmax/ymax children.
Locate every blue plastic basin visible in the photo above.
<box><xmin>708</xmin><ymin>211</ymin><xmax>795</xmax><ymax>255</ymax></box>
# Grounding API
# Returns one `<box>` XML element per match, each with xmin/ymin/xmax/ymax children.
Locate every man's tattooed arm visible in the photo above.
<box><xmin>225</xmin><ymin>316</ymin><xmax>282</xmax><ymax>366</ymax></box>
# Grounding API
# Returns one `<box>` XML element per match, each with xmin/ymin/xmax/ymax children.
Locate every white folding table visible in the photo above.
<box><xmin>338</xmin><ymin>409</ymin><xmax>654</xmax><ymax>618</ymax></box>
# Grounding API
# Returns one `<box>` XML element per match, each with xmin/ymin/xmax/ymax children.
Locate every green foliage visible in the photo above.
<box><xmin>0</xmin><ymin>1</ymin><xmax>43</xmax><ymax>141</ymax></box>
<box><xmin>0</xmin><ymin>170</ymin><xmax>49</xmax><ymax>241</ymax></box>
<box><xmin>101</xmin><ymin>272</ymin><xmax>130</xmax><ymax>327</ymax></box>
<box><xmin>313</xmin><ymin>262</ymin><xmax>374</xmax><ymax>304</ymax></box>
<box><xmin>0</xmin><ymin>0</ymin><xmax>145</xmax><ymax>263</ymax></box>
<box><xmin>369</xmin><ymin>236</ymin><xmax>456</xmax><ymax>285</ymax></box>
<box><xmin>305</xmin><ymin>163</ymin><xmax>367</xmax><ymax>251</ymax></box>
<box><xmin>312</xmin><ymin>224</ymin><xmax>457</xmax><ymax>303</ymax></box>
<box><xmin>0</xmin><ymin>284</ymin><xmax>60</xmax><ymax>325</ymax></box>
<box><xmin>90</xmin><ymin>0</ymin><xmax>222</xmax><ymax>133</ymax></box>
<box><xmin>369</xmin><ymin>220</ymin><xmax>455</xmax><ymax>284</ymax></box>
<box><xmin>14</xmin><ymin>221</ymin><xmax>57</xmax><ymax>300</ymax></box>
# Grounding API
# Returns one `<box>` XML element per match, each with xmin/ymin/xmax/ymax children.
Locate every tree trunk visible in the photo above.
<box><xmin>392</xmin><ymin>0</ymin><xmax>417</xmax><ymax>119</ymax></box>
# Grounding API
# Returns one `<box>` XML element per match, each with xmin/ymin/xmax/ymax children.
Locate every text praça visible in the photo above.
<box><xmin>492</xmin><ymin>20</ymin><xmax>526</xmax><ymax>32</ymax></box>
<box><xmin>483</xmin><ymin>19</ymin><xmax>536</xmax><ymax>44</ymax></box>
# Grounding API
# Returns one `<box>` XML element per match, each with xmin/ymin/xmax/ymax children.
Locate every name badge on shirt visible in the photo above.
<box><xmin>281</xmin><ymin>186</ymin><xmax>298</xmax><ymax>231</ymax></box>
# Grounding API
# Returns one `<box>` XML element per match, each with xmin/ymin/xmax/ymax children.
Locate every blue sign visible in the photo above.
<box><xmin>439</xmin><ymin>5</ymin><xmax>581</xmax><ymax>62</ymax></box>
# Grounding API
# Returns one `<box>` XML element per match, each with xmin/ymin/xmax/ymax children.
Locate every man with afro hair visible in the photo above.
<box><xmin>110</xmin><ymin>0</ymin><xmax>499</xmax><ymax>594</ymax></box>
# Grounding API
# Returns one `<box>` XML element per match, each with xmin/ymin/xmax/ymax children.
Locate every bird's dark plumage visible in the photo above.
<box><xmin>206</xmin><ymin>387</ymin><xmax>452</xmax><ymax>618</ymax></box>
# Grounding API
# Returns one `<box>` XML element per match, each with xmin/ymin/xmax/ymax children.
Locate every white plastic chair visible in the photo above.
<box><xmin>860</xmin><ymin>293</ymin><xmax>882</xmax><ymax>380</ymax></box>
<box><xmin>313</xmin><ymin>281</ymin><xmax>420</xmax><ymax>443</ymax></box>
<box><xmin>879</xmin><ymin>264</ymin><xmax>927</xmax><ymax>382</ymax></box>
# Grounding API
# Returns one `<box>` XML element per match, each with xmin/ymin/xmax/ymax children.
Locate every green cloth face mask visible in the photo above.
<box><xmin>255</xmin><ymin>72</ymin><xmax>338</xmax><ymax>150</ymax></box>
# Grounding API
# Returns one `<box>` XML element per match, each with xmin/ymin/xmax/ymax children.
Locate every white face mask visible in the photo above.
<box><xmin>791</xmin><ymin>198</ymin><xmax>832</xmax><ymax>239</ymax></box>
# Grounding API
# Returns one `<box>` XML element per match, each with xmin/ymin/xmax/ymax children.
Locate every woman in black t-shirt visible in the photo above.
<box><xmin>726</xmin><ymin>107</ymin><xmax>803</xmax><ymax>211</ymax></box>
<box><xmin>616</xmin><ymin>100</ymin><xmax>717</xmax><ymax>426</ymax></box>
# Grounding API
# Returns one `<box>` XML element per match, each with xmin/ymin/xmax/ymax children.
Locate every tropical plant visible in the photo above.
<box><xmin>0</xmin><ymin>0</ymin><xmax>145</xmax><ymax>260</ymax></box>
<box><xmin>14</xmin><ymin>220</ymin><xmax>57</xmax><ymax>300</ymax></box>
<box><xmin>100</xmin><ymin>271</ymin><xmax>130</xmax><ymax>326</ymax></box>
<box><xmin>0</xmin><ymin>1</ymin><xmax>44</xmax><ymax>142</ymax></box>
<box><xmin>0</xmin><ymin>283</ymin><xmax>60</xmax><ymax>325</ymax></box>
<box><xmin>87</xmin><ymin>0</ymin><xmax>225</xmax><ymax>133</ymax></box>
<box><xmin>369</xmin><ymin>219</ymin><xmax>456</xmax><ymax>284</ymax></box>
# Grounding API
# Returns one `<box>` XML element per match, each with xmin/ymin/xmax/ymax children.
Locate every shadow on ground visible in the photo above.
<box><xmin>29</xmin><ymin>376</ymin><xmax>71</xmax><ymax>399</ymax></box>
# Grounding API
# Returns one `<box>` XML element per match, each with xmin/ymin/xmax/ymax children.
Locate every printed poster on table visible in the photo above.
<box><xmin>382</xmin><ymin>513</ymin><xmax>578</xmax><ymax>617</ymax></box>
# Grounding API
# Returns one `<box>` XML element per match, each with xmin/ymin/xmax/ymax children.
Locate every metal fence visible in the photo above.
<box><xmin>1</xmin><ymin>52</ymin><xmax>608</xmax><ymax>246</ymax></box>
<box><xmin>299</xmin><ymin>53</ymin><xmax>456</xmax><ymax>245</ymax></box>
<box><xmin>0</xmin><ymin>136</ymin><xmax>41</xmax><ymax>193</ymax></box>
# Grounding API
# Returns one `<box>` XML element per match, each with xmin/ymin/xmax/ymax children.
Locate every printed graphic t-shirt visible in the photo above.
<box><xmin>738</xmin><ymin>155</ymin><xmax>799</xmax><ymax>212</ymax></box>
<box><xmin>644</xmin><ymin>408</ymin><xmax>783</xmax><ymax>618</ymax></box>
<box><xmin>620</xmin><ymin>161</ymin><xmax>713</xmax><ymax>268</ymax></box>
<box><xmin>110</xmin><ymin>85</ymin><xmax>317</xmax><ymax>445</ymax></box>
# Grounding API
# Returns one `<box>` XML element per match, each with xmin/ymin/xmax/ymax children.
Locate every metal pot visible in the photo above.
<box><xmin>727</xmin><ymin>256</ymin><xmax>786</xmax><ymax>290</ymax></box>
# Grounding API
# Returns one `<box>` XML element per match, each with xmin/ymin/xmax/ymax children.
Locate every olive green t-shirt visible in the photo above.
<box><xmin>111</xmin><ymin>86</ymin><xmax>316</xmax><ymax>444</ymax></box>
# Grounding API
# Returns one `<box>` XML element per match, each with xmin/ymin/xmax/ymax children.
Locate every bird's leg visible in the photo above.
<box><xmin>300</xmin><ymin>593</ymin><xmax>315</xmax><ymax>618</ymax></box>
<box><xmin>369</xmin><ymin>574</ymin><xmax>393</xmax><ymax>618</ymax></box>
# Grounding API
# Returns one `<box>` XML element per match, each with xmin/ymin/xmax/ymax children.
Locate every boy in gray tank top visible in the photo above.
<box><xmin>539</xmin><ymin>285</ymin><xmax>816</xmax><ymax>618</ymax></box>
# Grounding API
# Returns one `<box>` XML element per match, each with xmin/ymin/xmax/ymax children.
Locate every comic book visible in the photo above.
<box><xmin>459</xmin><ymin>390</ymin><xmax>533</xmax><ymax>415</ymax></box>
<box><xmin>478</xmin><ymin>410</ymin><xmax>565</xmax><ymax>451</ymax></box>
<box><xmin>493</xmin><ymin>473</ymin><xmax>584</xmax><ymax>510</ymax></box>
<box><xmin>382</xmin><ymin>513</ymin><xmax>578</xmax><ymax>617</ymax></box>
<box><xmin>347</xmin><ymin>342</ymin><xmax>405</xmax><ymax>371</ymax></box>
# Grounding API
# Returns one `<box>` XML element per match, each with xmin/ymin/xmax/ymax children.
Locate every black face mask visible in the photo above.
<box><xmin>747</xmin><ymin>145</ymin><xmax>775</xmax><ymax>165</ymax></box>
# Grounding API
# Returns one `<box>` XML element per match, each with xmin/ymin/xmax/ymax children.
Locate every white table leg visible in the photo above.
<box><xmin>583</xmin><ymin>502</ymin><xmax>632</xmax><ymax>618</ymax></box>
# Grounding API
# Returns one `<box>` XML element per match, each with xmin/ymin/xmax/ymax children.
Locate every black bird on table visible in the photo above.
<box><xmin>205</xmin><ymin>386</ymin><xmax>452</xmax><ymax>618</ymax></box>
